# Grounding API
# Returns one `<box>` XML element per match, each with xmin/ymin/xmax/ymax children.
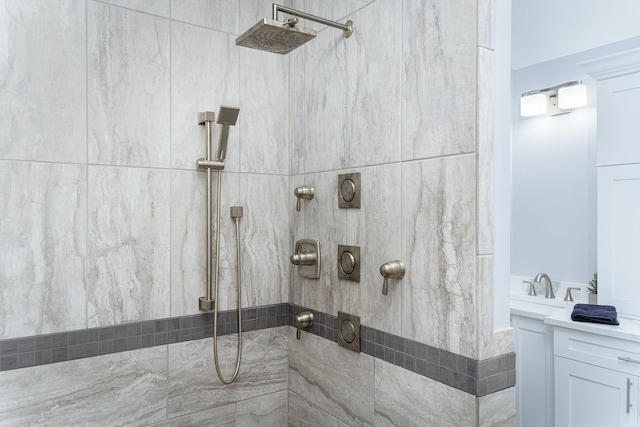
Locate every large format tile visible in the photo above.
<box><xmin>171</xmin><ymin>170</ymin><xmax>242</xmax><ymax>316</ymax></box>
<box><xmin>88</xmin><ymin>2</ymin><xmax>170</xmax><ymax>168</ymax></box>
<box><xmin>167</xmin><ymin>327</ymin><xmax>288</xmax><ymax>418</ymax></box>
<box><xmin>345</xmin><ymin>164</ymin><xmax>402</xmax><ymax>336</ymax></box>
<box><xmin>345</xmin><ymin>0</ymin><xmax>375</xmax><ymax>16</ymax></box>
<box><xmin>239</xmin><ymin>174</ymin><xmax>289</xmax><ymax>307</ymax></box>
<box><xmin>103</xmin><ymin>0</ymin><xmax>170</xmax><ymax>17</ymax></box>
<box><xmin>401</xmin><ymin>156</ymin><xmax>477</xmax><ymax>357</ymax></box>
<box><xmin>289</xmin><ymin>391</ymin><xmax>350</xmax><ymax>427</ymax></box>
<box><xmin>288</xmin><ymin>46</ymin><xmax>306</xmax><ymax>176</ymax></box>
<box><xmin>303</xmin><ymin>23</ymin><xmax>348</xmax><ymax>174</ymax></box>
<box><xmin>478</xmin><ymin>0</ymin><xmax>495</xmax><ymax>50</ymax></box>
<box><xmin>0</xmin><ymin>0</ymin><xmax>86</xmax><ymax>163</ymax></box>
<box><xmin>401</xmin><ymin>0</ymin><xmax>477</xmax><ymax>160</ymax></box>
<box><xmin>235</xmin><ymin>390</ymin><xmax>288</xmax><ymax>426</ymax></box>
<box><xmin>289</xmin><ymin>328</ymin><xmax>374</xmax><ymax>426</ymax></box>
<box><xmin>238</xmin><ymin>0</ymin><xmax>283</xmax><ymax>34</ymax></box>
<box><xmin>0</xmin><ymin>346</ymin><xmax>167</xmax><ymax>426</ymax></box>
<box><xmin>374</xmin><ymin>358</ymin><xmax>476</xmax><ymax>426</ymax></box>
<box><xmin>477</xmin><ymin>47</ymin><xmax>494</xmax><ymax>256</ymax></box>
<box><xmin>87</xmin><ymin>166</ymin><xmax>171</xmax><ymax>327</ymax></box>
<box><xmin>150</xmin><ymin>405</ymin><xmax>235</xmax><ymax>427</ymax></box>
<box><xmin>479</xmin><ymin>387</ymin><xmax>516</xmax><ymax>427</ymax></box>
<box><xmin>170</xmin><ymin>21</ymin><xmax>239</xmax><ymax>172</ymax></box>
<box><xmin>239</xmin><ymin>48</ymin><xmax>289</xmax><ymax>175</ymax></box>
<box><xmin>296</xmin><ymin>0</ymin><xmax>347</xmax><ymax>32</ymax></box>
<box><xmin>0</xmin><ymin>162</ymin><xmax>87</xmax><ymax>339</ymax></box>
<box><xmin>297</xmin><ymin>171</ymin><xmax>349</xmax><ymax>315</ymax></box>
<box><xmin>346</xmin><ymin>0</ymin><xmax>402</xmax><ymax>167</ymax></box>
<box><xmin>288</xmin><ymin>391</ymin><xmax>328</xmax><ymax>427</ymax></box>
<box><xmin>171</xmin><ymin>0</ymin><xmax>239</xmax><ymax>33</ymax></box>
<box><xmin>288</xmin><ymin>175</ymin><xmax>306</xmax><ymax>304</ymax></box>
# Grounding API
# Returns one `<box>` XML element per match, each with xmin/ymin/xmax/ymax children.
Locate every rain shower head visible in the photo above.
<box><xmin>236</xmin><ymin>18</ymin><xmax>316</xmax><ymax>55</ymax></box>
<box><xmin>236</xmin><ymin>4</ymin><xmax>353</xmax><ymax>55</ymax></box>
<box><xmin>216</xmin><ymin>106</ymin><xmax>239</xmax><ymax>162</ymax></box>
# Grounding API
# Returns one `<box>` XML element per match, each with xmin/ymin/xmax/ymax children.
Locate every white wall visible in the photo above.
<box><xmin>512</xmin><ymin>0</ymin><xmax>640</xmax><ymax>70</ymax></box>
<box><xmin>493</xmin><ymin>0</ymin><xmax>512</xmax><ymax>330</ymax></box>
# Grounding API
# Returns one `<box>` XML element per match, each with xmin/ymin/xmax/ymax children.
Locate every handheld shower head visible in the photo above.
<box><xmin>217</xmin><ymin>106</ymin><xmax>240</xmax><ymax>126</ymax></box>
<box><xmin>216</xmin><ymin>106</ymin><xmax>239</xmax><ymax>161</ymax></box>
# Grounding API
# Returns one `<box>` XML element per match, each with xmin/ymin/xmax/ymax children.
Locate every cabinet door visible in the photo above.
<box><xmin>598</xmin><ymin>72</ymin><xmax>640</xmax><ymax>166</ymax></box>
<box><xmin>512</xmin><ymin>316</ymin><xmax>554</xmax><ymax>427</ymax></box>
<box><xmin>555</xmin><ymin>356</ymin><xmax>638</xmax><ymax>427</ymax></box>
<box><xmin>598</xmin><ymin>164</ymin><xmax>640</xmax><ymax>317</ymax></box>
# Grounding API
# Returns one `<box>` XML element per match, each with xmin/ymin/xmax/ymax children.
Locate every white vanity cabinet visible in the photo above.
<box><xmin>598</xmin><ymin>163</ymin><xmax>640</xmax><ymax>317</ymax></box>
<box><xmin>554</xmin><ymin>327</ymin><xmax>640</xmax><ymax>427</ymax></box>
<box><xmin>597</xmin><ymin>72</ymin><xmax>640</xmax><ymax>167</ymax></box>
<box><xmin>512</xmin><ymin>315</ymin><xmax>555</xmax><ymax>427</ymax></box>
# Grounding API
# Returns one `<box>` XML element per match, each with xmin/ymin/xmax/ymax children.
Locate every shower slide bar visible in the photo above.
<box><xmin>197</xmin><ymin>107</ymin><xmax>243</xmax><ymax>384</ymax></box>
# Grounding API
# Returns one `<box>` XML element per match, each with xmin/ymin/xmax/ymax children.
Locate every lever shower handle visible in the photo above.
<box><xmin>294</xmin><ymin>311</ymin><xmax>314</xmax><ymax>340</ymax></box>
<box><xmin>294</xmin><ymin>186</ymin><xmax>314</xmax><ymax>211</ymax></box>
<box><xmin>380</xmin><ymin>260</ymin><xmax>405</xmax><ymax>295</ymax></box>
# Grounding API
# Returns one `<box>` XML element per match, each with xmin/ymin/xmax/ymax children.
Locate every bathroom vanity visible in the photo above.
<box><xmin>511</xmin><ymin>301</ymin><xmax>556</xmax><ymax>427</ymax></box>
<box><xmin>511</xmin><ymin>292</ymin><xmax>640</xmax><ymax>427</ymax></box>
<box><xmin>547</xmin><ymin>311</ymin><xmax>640</xmax><ymax>427</ymax></box>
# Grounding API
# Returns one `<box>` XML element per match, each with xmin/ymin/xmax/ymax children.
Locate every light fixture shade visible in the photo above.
<box><xmin>558</xmin><ymin>84</ymin><xmax>587</xmax><ymax>109</ymax></box>
<box><xmin>520</xmin><ymin>93</ymin><xmax>547</xmax><ymax>117</ymax></box>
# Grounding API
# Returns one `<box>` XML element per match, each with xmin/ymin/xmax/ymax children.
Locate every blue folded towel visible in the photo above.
<box><xmin>571</xmin><ymin>303</ymin><xmax>619</xmax><ymax>325</ymax></box>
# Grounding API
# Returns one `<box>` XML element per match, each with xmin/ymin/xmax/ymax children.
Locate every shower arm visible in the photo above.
<box><xmin>272</xmin><ymin>4</ymin><xmax>354</xmax><ymax>37</ymax></box>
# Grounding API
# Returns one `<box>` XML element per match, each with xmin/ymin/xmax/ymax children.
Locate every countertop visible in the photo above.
<box><xmin>510</xmin><ymin>294</ymin><xmax>640</xmax><ymax>342</ymax></box>
<box><xmin>544</xmin><ymin>307</ymin><xmax>640</xmax><ymax>343</ymax></box>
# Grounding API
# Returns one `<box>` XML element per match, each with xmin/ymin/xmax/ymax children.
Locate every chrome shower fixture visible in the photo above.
<box><xmin>236</xmin><ymin>3</ymin><xmax>354</xmax><ymax>55</ymax></box>
<box><xmin>196</xmin><ymin>106</ymin><xmax>243</xmax><ymax>384</ymax></box>
<box><xmin>216</xmin><ymin>106</ymin><xmax>239</xmax><ymax>162</ymax></box>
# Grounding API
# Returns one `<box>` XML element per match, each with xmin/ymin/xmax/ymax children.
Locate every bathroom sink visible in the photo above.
<box><xmin>510</xmin><ymin>297</ymin><xmax>568</xmax><ymax>320</ymax></box>
<box><xmin>510</xmin><ymin>294</ymin><xmax>570</xmax><ymax>308</ymax></box>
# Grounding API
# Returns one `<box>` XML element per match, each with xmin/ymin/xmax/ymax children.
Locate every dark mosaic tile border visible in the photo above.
<box><xmin>0</xmin><ymin>303</ymin><xmax>514</xmax><ymax>397</ymax></box>
<box><xmin>288</xmin><ymin>304</ymin><xmax>515</xmax><ymax>397</ymax></box>
<box><xmin>0</xmin><ymin>303</ymin><xmax>289</xmax><ymax>372</ymax></box>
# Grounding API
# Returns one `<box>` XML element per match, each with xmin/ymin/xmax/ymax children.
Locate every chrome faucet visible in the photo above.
<box><xmin>534</xmin><ymin>273</ymin><xmax>555</xmax><ymax>299</ymax></box>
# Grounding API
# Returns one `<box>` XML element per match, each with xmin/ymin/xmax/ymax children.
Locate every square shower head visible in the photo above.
<box><xmin>236</xmin><ymin>19</ymin><xmax>317</xmax><ymax>55</ymax></box>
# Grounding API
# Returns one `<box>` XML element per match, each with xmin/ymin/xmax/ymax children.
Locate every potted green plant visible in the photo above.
<box><xmin>587</xmin><ymin>273</ymin><xmax>598</xmax><ymax>304</ymax></box>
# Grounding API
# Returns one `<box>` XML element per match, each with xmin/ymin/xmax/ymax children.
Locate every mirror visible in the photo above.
<box><xmin>509</xmin><ymin>0</ymin><xmax>640</xmax><ymax>284</ymax></box>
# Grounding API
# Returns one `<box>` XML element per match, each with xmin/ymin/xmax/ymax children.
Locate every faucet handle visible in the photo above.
<box><xmin>294</xmin><ymin>311</ymin><xmax>314</xmax><ymax>340</ymax></box>
<box><xmin>523</xmin><ymin>280</ymin><xmax>536</xmax><ymax>296</ymax></box>
<box><xmin>380</xmin><ymin>260</ymin><xmax>405</xmax><ymax>295</ymax></box>
<box><xmin>564</xmin><ymin>287</ymin><xmax>581</xmax><ymax>302</ymax></box>
<box><xmin>294</xmin><ymin>186</ymin><xmax>314</xmax><ymax>211</ymax></box>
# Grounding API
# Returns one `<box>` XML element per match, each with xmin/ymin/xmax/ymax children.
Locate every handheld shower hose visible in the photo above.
<box><xmin>197</xmin><ymin>107</ymin><xmax>242</xmax><ymax>384</ymax></box>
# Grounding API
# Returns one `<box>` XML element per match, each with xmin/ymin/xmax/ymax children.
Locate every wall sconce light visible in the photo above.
<box><xmin>520</xmin><ymin>81</ymin><xmax>587</xmax><ymax>117</ymax></box>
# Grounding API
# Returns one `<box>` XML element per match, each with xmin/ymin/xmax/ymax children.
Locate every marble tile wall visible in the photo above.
<box><xmin>0</xmin><ymin>328</ymin><xmax>288</xmax><ymax>427</ymax></box>
<box><xmin>0</xmin><ymin>0</ymin><xmax>290</xmax><ymax>338</ymax></box>
<box><xmin>0</xmin><ymin>0</ymin><xmax>86</xmax><ymax>164</ymax></box>
<box><xmin>0</xmin><ymin>162</ymin><xmax>87</xmax><ymax>338</ymax></box>
<box><xmin>288</xmin><ymin>326</ymin><xmax>514</xmax><ymax>427</ymax></box>
<box><xmin>1</xmin><ymin>0</ymin><xmax>292</xmax><ymax>424</ymax></box>
<box><xmin>290</xmin><ymin>0</ymin><xmax>511</xmax><ymax>353</ymax></box>
<box><xmin>289</xmin><ymin>0</ymin><xmax>514</xmax><ymax>425</ymax></box>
